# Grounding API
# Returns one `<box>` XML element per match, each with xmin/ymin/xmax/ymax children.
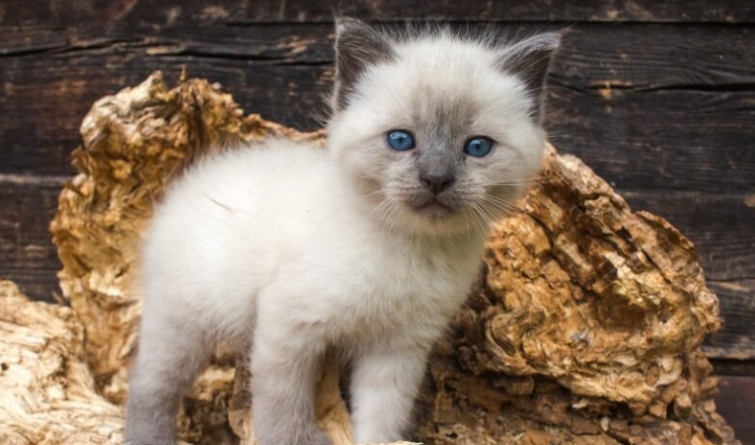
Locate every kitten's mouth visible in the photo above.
<box><xmin>413</xmin><ymin>198</ymin><xmax>454</xmax><ymax>219</ymax></box>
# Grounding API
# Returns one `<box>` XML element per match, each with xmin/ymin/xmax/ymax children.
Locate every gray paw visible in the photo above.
<box><xmin>300</xmin><ymin>426</ymin><xmax>333</xmax><ymax>445</ymax></box>
<box><xmin>124</xmin><ymin>441</ymin><xmax>173</xmax><ymax>445</ymax></box>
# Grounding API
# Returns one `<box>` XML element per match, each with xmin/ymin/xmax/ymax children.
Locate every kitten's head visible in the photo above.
<box><xmin>327</xmin><ymin>18</ymin><xmax>560</xmax><ymax>236</ymax></box>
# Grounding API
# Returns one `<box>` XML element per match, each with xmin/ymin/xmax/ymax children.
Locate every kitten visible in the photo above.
<box><xmin>125</xmin><ymin>18</ymin><xmax>559</xmax><ymax>445</ymax></box>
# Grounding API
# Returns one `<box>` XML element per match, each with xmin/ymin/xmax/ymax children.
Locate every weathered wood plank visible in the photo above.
<box><xmin>546</xmin><ymin>86</ymin><xmax>755</xmax><ymax>193</ymax></box>
<box><xmin>225</xmin><ymin>0</ymin><xmax>755</xmax><ymax>23</ymax></box>
<box><xmin>705</xmin><ymin>281</ymin><xmax>755</xmax><ymax>360</ymax></box>
<box><xmin>4</xmin><ymin>16</ymin><xmax>754</xmax><ymax>86</ymax></box>
<box><xmin>622</xmin><ymin>191</ymin><xmax>755</xmax><ymax>282</ymax></box>
<box><xmin>5</xmin><ymin>70</ymin><xmax>753</xmax><ymax>192</ymax></box>
<box><xmin>0</xmin><ymin>56</ymin><xmax>330</xmax><ymax>175</ymax></box>
<box><xmin>713</xmin><ymin>359</ymin><xmax>755</xmax><ymax>377</ymax></box>
<box><xmin>716</xmin><ymin>376</ymin><xmax>755</xmax><ymax>444</ymax></box>
<box><xmin>0</xmin><ymin>177</ymin><xmax>66</xmax><ymax>303</ymax></box>
<box><xmin>1</xmin><ymin>24</ymin><xmax>753</xmax><ymax>178</ymax></box>
<box><xmin>1</xmin><ymin>0</ymin><xmax>753</xmax><ymax>31</ymax></box>
<box><xmin>552</xmin><ymin>24</ymin><xmax>755</xmax><ymax>90</ymax></box>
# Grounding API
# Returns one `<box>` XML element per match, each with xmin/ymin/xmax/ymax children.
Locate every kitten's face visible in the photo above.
<box><xmin>328</xmin><ymin>22</ymin><xmax>558</xmax><ymax>236</ymax></box>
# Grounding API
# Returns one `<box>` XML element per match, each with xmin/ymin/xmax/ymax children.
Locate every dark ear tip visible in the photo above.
<box><xmin>334</xmin><ymin>16</ymin><xmax>366</xmax><ymax>35</ymax></box>
<box><xmin>528</xmin><ymin>31</ymin><xmax>562</xmax><ymax>52</ymax></box>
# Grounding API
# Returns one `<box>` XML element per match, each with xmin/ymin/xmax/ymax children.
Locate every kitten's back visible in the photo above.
<box><xmin>138</xmin><ymin>140</ymin><xmax>343</xmax><ymax>338</ymax></box>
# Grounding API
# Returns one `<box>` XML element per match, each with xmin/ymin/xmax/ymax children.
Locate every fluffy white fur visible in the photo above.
<box><xmin>126</xmin><ymin>20</ymin><xmax>557</xmax><ymax>445</ymax></box>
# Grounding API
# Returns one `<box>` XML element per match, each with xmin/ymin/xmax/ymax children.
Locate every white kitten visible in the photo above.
<box><xmin>125</xmin><ymin>18</ymin><xmax>559</xmax><ymax>445</ymax></box>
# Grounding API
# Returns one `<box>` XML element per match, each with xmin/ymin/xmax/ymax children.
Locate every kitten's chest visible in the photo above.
<box><xmin>325</xmin><ymin>236</ymin><xmax>482</xmax><ymax>343</ymax></box>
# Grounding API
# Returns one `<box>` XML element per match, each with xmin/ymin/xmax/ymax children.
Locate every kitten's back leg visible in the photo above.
<box><xmin>125</xmin><ymin>309</ymin><xmax>212</xmax><ymax>445</ymax></box>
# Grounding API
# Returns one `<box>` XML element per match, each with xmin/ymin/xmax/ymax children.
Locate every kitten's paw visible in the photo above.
<box><xmin>124</xmin><ymin>440</ymin><xmax>173</xmax><ymax>445</ymax></box>
<box><xmin>257</xmin><ymin>424</ymin><xmax>333</xmax><ymax>445</ymax></box>
<box><xmin>124</xmin><ymin>427</ymin><xmax>174</xmax><ymax>445</ymax></box>
<box><xmin>298</xmin><ymin>426</ymin><xmax>334</xmax><ymax>445</ymax></box>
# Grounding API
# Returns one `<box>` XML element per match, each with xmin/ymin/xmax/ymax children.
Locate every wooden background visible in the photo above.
<box><xmin>1</xmin><ymin>0</ymin><xmax>753</xmax><ymax>442</ymax></box>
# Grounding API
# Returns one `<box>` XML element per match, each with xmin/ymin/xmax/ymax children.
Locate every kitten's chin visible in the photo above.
<box><xmin>396</xmin><ymin>200</ymin><xmax>483</xmax><ymax>237</ymax></box>
<box><xmin>368</xmin><ymin>194</ymin><xmax>487</xmax><ymax>236</ymax></box>
<box><xmin>413</xmin><ymin>199</ymin><xmax>454</xmax><ymax>220</ymax></box>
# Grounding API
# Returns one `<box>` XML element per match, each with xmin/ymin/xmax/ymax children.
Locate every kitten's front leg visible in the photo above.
<box><xmin>350</xmin><ymin>345</ymin><xmax>431</xmax><ymax>444</ymax></box>
<box><xmin>251</xmin><ymin>320</ymin><xmax>331</xmax><ymax>445</ymax></box>
<box><xmin>126</xmin><ymin>311</ymin><xmax>212</xmax><ymax>445</ymax></box>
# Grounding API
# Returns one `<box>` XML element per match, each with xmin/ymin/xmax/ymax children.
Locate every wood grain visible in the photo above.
<box><xmin>2</xmin><ymin>24</ymin><xmax>753</xmax><ymax>178</ymax></box>
<box><xmin>622</xmin><ymin>191</ymin><xmax>755</xmax><ymax>282</ymax></box>
<box><xmin>552</xmin><ymin>24</ymin><xmax>755</xmax><ymax>89</ymax></box>
<box><xmin>717</xmin><ymin>376</ymin><xmax>755</xmax><ymax>445</ymax></box>
<box><xmin>2</xmin><ymin>0</ymin><xmax>753</xmax><ymax>28</ymax></box>
<box><xmin>706</xmin><ymin>280</ymin><xmax>755</xmax><ymax>360</ymax></box>
<box><xmin>547</xmin><ymin>86</ymin><xmax>755</xmax><ymax>192</ymax></box>
<box><xmin>0</xmin><ymin>177</ymin><xmax>65</xmax><ymax>303</ymax></box>
<box><xmin>0</xmin><ymin>57</ymin><xmax>330</xmax><ymax>175</ymax></box>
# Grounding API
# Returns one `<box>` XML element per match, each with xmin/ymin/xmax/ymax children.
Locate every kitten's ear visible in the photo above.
<box><xmin>498</xmin><ymin>32</ymin><xmax>561</xmax><ymax>121</ymax></box>
<box><xmin>333</xmin><ymin>17</ymin><xmax>394</xmax><ymax>111</ymax></box>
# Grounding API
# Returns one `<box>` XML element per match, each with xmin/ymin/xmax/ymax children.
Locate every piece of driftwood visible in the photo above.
<box><xmin>0</xmin><ymin>280</ymin><xmax>123</xmax><ymax>444</ymax></box>
<box><xmin>36</xmin><ymin>72</ymin><xmax>740</xmax><ymax>444</ymax></box>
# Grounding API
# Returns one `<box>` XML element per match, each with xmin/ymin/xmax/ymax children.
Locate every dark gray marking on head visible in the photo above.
<box><xmin>415</xmin><ymin>97</ymin><xmax>476</xmax><ymax>194</ymax></box>
<box><xmin>417</xmin><ymin>148</ymin><xmax>457</xmax><ymax>195</ymax></box>
<box><xmin>498</xmin><ymin>32</ymin><xmax>561</xmax><ymax>122</ymax></box>
<box><xmin>333</xmin><ymin>17</ymin><xmax>395</xmax><ymax>111</ymax></box>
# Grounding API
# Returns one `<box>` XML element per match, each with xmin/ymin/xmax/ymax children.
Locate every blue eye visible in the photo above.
<box><xmin>464</xmin><ymin>137</ymin><xmax>494</xmax><ymax>157</ymax></box>
<box><xmin>386</xmin><ymin>130</ymin><xmax>416</xmax><ymax>151</ymax></box>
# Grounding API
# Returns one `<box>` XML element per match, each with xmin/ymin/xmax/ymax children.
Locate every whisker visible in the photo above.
<box><xmin>469</xmin><ymin>202</ymin><xmax>489</xmax><ymax>232</ymax></box>
<box><xmin>484</xmin><ymin>194</ymin><xmax>521</xmax><ymax>209</ymax></box>
<box><xmin>485</xmin><ymin>178</ymin><xmax>544</xmax><ymax>187</ymax></box>
<box><xmin>479</xmin><ymin>201</ymin><xmax>504</xmax><ymax>218</ymax></box>
<box><xmin>460</xmin><ymin>205</ymin><xmax>474</xmax><ymax>234</ymax></box>
<box><xmin>481</xmin><ymin>197</ymin><xmax>520</xmax><ymax>215</ymax></box>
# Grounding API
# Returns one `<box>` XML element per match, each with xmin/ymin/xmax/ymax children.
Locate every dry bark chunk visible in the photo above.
<box><xmin>0</xmin><ymin>280</ymin><xmax>123</xmax><ymax>445</ymax></box>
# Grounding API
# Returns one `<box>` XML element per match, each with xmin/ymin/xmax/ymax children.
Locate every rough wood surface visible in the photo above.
<box><xmin>716</xmin><ymin>376</ymin><xmax>755</xmax><ymax>444</ymax></box>
<box><xmin>0</xmin><ymin>280</ymin><xmax>123</xmax><ymax>445</ymax></box>
<box><xmin>3</xmin><ymin>23</ymin><xmax>753</xmax><ymax>177</ymax></box>
<box><xmin>42</xmin><ymin>73</ymin><xmax>740</xmax><ymax>444</ymax></box>
<box><xmin>0</xmin><ymin>178</ymin><xmax>65</xmax><ymax>302</ymax></box>
<box><xmin>2</xmin><ymin>0</ymin><xmax>753</xmax><ymax>27</ymax></box>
